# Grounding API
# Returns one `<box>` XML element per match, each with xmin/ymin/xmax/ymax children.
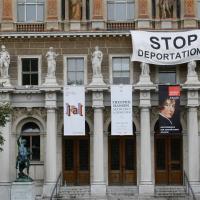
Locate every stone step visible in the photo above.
<box><xmin>58</xmin><ymin>186</ymin><xmax>90</xmax><ymax>199</ymax></box>
<box><xmin>107</xmin><ymin>186</ymin><xmax>138</xmax><ymax>196</ymax></box>
<box><xmin>155</xmin><ymin>186</ymin><xmax>188</xmax><ymax>197</ymax></box>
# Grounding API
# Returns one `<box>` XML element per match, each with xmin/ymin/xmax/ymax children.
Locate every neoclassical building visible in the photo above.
<box><xmin>0</xmin><ymin>0</ymin><xmax>200</xmax><ymax>199</ymax></box>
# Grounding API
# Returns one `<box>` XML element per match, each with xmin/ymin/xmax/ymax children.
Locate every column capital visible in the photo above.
<box><xmin>138</xmin><ymin>90</ymin><xmax>153</xmax><ymax>108</ymax></box>
<box><xmin>45</xmin><ymin>92</ymin><xmax>57</xmax><ymax>109</ymax></box>
<box><xmin>186</xmin><ymin>90</ymin><xmax>199</xmax><ymax>107</ymax></box>
<box><xmin>92</xmin><ymin>91</ymin><xmax>104</xmax><ymax>108</ymax></box>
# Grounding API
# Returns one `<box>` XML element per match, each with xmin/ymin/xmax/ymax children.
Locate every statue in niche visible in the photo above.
<box><xmin>70</xmin><ymin>0</ymin><xmax>82</xmax><ymax>20</ymax></box>
<box><xmin>46</xmin><ymin>47</ymin><xmax>58</xmax><ymax>78</ymax></box>
<box><xmin>187</xmin><ymin>60</ymin><xmax>197</xmax><ymax>76</ymax></box>
<box><xmin>91</xmin><ymin>46</ymin><xmax>103</xmax><ymax>77</ymax></box>
<box><xmin>159</xmin><ymin>0</ymin><xmax>176</xmax><ymax>19</ymax></box>
<box><xmin>16</xmin><ymin>136</ymin><xmax>32</xmax><ymax>181</ymax></box>
<box><xmin>140</xmin><ymin>62</ymin><xmax>150</xmax><ymax>76</ymax></box>
<box><xmin>0</xmin><ymin>45</ymin><xmax>10</xmax><ymax>78</ymax></box>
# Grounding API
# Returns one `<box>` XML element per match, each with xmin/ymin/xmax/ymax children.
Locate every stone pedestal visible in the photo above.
<box><xmin>0</xmin><ymin>77</ymin><xmax>12</xmax><ymax>87</ymax></box>
<box><xmin>161</xmin><ymin>21</ymin><xmax>172</xmax><ymax>29</ymax></box>
<box><xmin>90</xmin><ymin>75</ymin><xmax>106</xmax><ymax>86</ymax></box>
<box><xmin>136</xmin><ymin>75</ymin><xmax>153</xmax><ymax>86</ymax></box>
<box><xmin>184</xmin><ymin>75</ymin><xmax>200</xmax><ymax>85</ymax></box>
<box><xmin>11</xmin><ymin>182</ymin><xmax>35</xmax><ymax>200</ymax></box>
<box><xmin>43</xmin><ymin>76</ymin><xmax>58</xmax><ymax>86</ymax></box>
<box><xmin>70</xmin><ymin>21</ymin><xmax>81</xmax><ymax>30</ymax></box>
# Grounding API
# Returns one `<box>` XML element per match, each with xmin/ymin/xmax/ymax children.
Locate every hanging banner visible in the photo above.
<box><xmin>64</xmin><ymin>86</ymin><xmax>85</xmax><ymax>136</ymax></box>
<box><xmin>111</xmin><ymin>85</ymin><xmax>133</xmax><ymax>135</ymax></box>
<box><xmin>131</xmin><ymin>30</ymin><xmax>200</xmax><ymax>65</ymax></box>
<box><xmin>159</xmin><ymin>85</ymin><xmax>181</xmax><ymax>134</ymax></box>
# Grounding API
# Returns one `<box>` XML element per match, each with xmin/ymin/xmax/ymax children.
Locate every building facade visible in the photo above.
<box><xmin>0</xmin><ymin>0</ymin><xmax>200</xmax><ymax>199</ymax></box>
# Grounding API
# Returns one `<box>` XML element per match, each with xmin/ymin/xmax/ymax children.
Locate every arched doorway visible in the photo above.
<box><xmin>108</xmin><ymin>122</ymin><xmax>137</xmax><ymax>185</ymax></box>
<box><xmin>62</xmin><ymin>121</ymin><xmax>90</xmax><ymax>185</ymax></box>
<box><xmin>154</xmin><ymin>120</ymin><xmax>183</xmax><ymax>185</ymax></box>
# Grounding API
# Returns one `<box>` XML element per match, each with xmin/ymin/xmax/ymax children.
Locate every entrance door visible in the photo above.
<box><xmin>63</xmin><ymin>137</ymin><xmax>90</xmax><ymax>185</ymax></box>
<box><xmin>155</xmin><ymin>135</ymin><xmax>182</xmax><ymax>185</ymax></box>
<box><xmin>108</xmin><ymin>136</ymin><xmax>136</xmax><ymax>185</ymax></box>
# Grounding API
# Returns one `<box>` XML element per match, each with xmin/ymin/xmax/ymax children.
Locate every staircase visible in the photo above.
<box><xmin>107</xmin><ymin>186</ymin><xmax>138</xmax><ymax>200</ymax></box>
<box><xmin>155</xmin><ymin>186</ymin><xmax>192</xmax><ymax>200</ymax></box>
<box><xmin>58</xmin><ymin>186</ymin><xmax>91</xmax><ymax>199</ymax></box>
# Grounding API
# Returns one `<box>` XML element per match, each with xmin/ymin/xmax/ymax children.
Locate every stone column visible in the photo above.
<box><xmin>187</xmin><ymin>90</ymin><xmax>200</xmax><ymax>192</ymax></box>
<box><xmin>46</xmin><ymin>0</ymin><xmax>59</xmax><ymax>31</ymax></box>
<box><xmin>137</xmin><ymin>0</ymin><xmax>151</xmax><ymax>29</ymax></box>
<box><xmin>183</xmin><ymin>0</ymin><xmax>196</xmax><ymax>28</ymax></box>
<box><xmin>1</xmin><ymin>0</ymin><xmax>14</xmax><ymax>31</ymax></box>
<box><xmin>91</xmin><ymin>92</ymin><xmax>106</xmax><ymax>197</ymax></box>
<box><xmin>0</xmin><ymin>93</ymin><xmax>12</xmax><ymax>200</ymax></box>
<box><xmin>138</xmin><ymin>90</ymin><xmax>154</xmax><ymax>195</ymax></box>
<box><xmin>43</xmin><ymin>92</ymin><xmax>57</xmax><ymax>197</ymax></box>
<box><xmin>91</xmin><ymin>0</ymin><xmax>104</xmax><ymax>30</ymax></box>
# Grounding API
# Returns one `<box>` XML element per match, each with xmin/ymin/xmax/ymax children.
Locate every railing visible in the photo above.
<box><xmin>50</xmin><ymin>172</ymin><xmax>62</xmax><ymax>200</ymax></box>
<box><xmin>183</xmin><ymin>171</ymin><xmax>196</xmax><ymax>200</ymax></box>
<box><xmin>16</xmin><ymin>23</ymin><xmax>45</xmax><ymax>32</ymax></box>
<box><xmin>107</xmin><ymin>22</ymin><xmax>135</xmax><ymax>30</ymax></box>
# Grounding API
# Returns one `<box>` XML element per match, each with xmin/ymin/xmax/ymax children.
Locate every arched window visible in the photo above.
<box><xmin>21</xmin><ymin>122</ymin><xmax>40</xmax><ymax>161</ymax></box>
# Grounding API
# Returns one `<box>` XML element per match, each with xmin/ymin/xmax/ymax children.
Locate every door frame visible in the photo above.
<box><xmin>62</xmin><ymin>135</ymin><xmax>90</xmax><ymax>185</ymax></box>
<box><xmin>108</xmin><ymin>135</ymin><xmax>137</xmax><ymax>185</ymax></box>
<box><xmin>154</xmin><ymin>134</ymin><xmax>183</xmax><ymax>185</ymax></box>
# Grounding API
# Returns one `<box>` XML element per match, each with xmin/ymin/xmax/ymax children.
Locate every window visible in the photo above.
<box><xmin>22</xmin><ymin>58</ymin><xmax>38</xmax><ymax>85</ymax></box>
<box><xmin>18</xmin><ymin>56</ymin><xmax>41</xmax><ymax>86</ymax></box>
<box><xmin>198</xmin><ymin>0</ymin><xmax>200</xmax><ymax>19</ymax></box>
<box><xmin>112</xmin><ymin>57</ymin><xmax>130</xmax><ymax>84</ymax></box>
<box><xmin>107</xmin><ymin>0</ymin><xmax>135</xmax><ymax>21</ymax></box>
<box><xmin>21</xmin><ymin>122</ymin><xmax>40</xmax><ymax>161</ymax></box>
<box><xmin>65</xmin><ymin>56</ymin><xmax>87</xmax><ymax>85</ymax></box>
<box><xmin>17</xmin><ymin>0</ymin><xmax>44</xmax><ymax>22</ymax></box>
<box><xmin>159</xmin><ymin>66</ymin><xmax>176</xmax><ymax>84</ymax></box>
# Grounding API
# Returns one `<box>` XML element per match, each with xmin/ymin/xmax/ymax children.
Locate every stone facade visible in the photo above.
<box><xmin>0</xmin><ymin>1</ymin><xmax>200</xmax><ymax>200</ymax></box>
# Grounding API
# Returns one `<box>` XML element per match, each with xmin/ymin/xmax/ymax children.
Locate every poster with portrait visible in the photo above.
<box><xmin>63</xmin><ymin>86</ymin><xmax>85</xmax><ymax>136</ymax></box>
<box><xmin>111</xmin><ymin>85</ymin><xmax>133</xmax><ymax>135</ymax></box>
<box><xmin>159</xmin><ymin>85</ymin><xmax>181</xmax><ymax>134</ymax></box>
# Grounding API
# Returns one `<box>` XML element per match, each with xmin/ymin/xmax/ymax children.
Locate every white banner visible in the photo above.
<box><xmin>111</xmin><ymin>85</ymin><xmax>133</xmax><ymax>135</ymax></box>
<box><xmin>131</xmin><ymin>30</ymin><xmax>200</xmax><ymax>65</ymax></box>
<box><xmin>64</xmin><ymin>86</ymin><xmax>85</xmax><ymax>136</ymax></box>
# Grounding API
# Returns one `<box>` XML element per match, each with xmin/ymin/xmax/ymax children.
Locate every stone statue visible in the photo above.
<box><xmin>140</xmin><ymin>62</ymin><xmax>150</xmax><ymax>76</ymax></box>
<box><xmin>0</xmin><ymin>45</ymin><xmax>10</xmax><ymax>78</ymax></box>
<box><xmin>46</xmin><ymin>47</ymin><xmax>58</xmax><ymax>78</ymax></box>
<box><xmin>16</xmin><ymin>136</ymin><xmax>31</xmax><ymax>180</ymax></box>
<box><xmin>159</xmin><ymin>0</ymin><xmax>175</xmax><ymax>18</ymax></box>
<box><xmin>187</xmin><ymin>60</ymin><xmax>197</xmax><ymax>76</ymax></box>
<box><xmin>70</xmin><ymin>0</ymin><xmax>82</xmax><ymax>20</ymax></box>
<box><xmin>91</xmin><ymin>46</ymin><xmax>103</xmax><ymax>77</ymax></box>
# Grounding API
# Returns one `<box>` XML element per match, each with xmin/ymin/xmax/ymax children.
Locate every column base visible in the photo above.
<box><xmin>70</xmin><ymin>21</ymin><xmax>81</xmax><ymax>30</ymax></box>
<box><xmin>1</xmin><ymin>21</ymin><xmax>14</xmax><ymax>31</ymax></box>
<box><xmin>42</xmin><ymin>182</ymin><xmax>55</xmax><ymax>198</ymax></box>
<box><xmin>91</xmin><ymin>182</ymin><xmax>106</xmax><ymax>197</ymax></box>
<box><xmin>92</xmin><ymin>21</ymin><xmax>105</xmax><ymax>30</ymax></box>
<box><xmin>137</xmin><ymin>20</ymin><xmax>151</xmax><ymax>29</ymax></box>
<box><xmin>11</xmin><ymin>181</ymin><xmax>35</xmax><ymax>200</ymax></box>
<box><xmin>0</xmin><ymin>182</ymin><xmax>11</xmax><ymax>200</ymax></box>
<box><xmin>189</xmin><ymin>182</ymin><xmax>200</xmax><ymax>193</ymax></box>
<box><xmin>46</xmin><ymin>21</ymin><xmax>59</xmax><ymax>31</ymax></box>
<box><xmin>183</xmin><ymin>18</ymin><xmax>197</xmax><ymax>29</ymax></box>
<box><xmin>139</xmin><ymin>182</ymin><xmax>154</xmax><ymax>195</ymax></box>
